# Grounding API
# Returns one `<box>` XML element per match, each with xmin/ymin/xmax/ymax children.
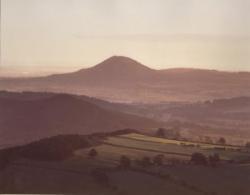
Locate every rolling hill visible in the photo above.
<box><xmin>1</xmin><ymin>56</ymin><xmax>250</xmax><ymax>102</ymax></box>
<box><xmin>0</xmin><ymin>93</ymin><xmax>161</xmax><ymax>148</ymax></box>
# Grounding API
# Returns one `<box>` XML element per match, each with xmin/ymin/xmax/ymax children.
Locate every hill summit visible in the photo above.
<box><xmin>88</xmin><ymin>56</ymin><xmax>153</xmax><ymax>73</ymax></box>
<box><xmin>1</xmin><ymin>56</ymin><xmax>250</xmax><ymax>102</ymax></box>
<box><xmin>56</xmin><ymin>56</ymin><xmax>155</xmax><ymax>86</ymax></box>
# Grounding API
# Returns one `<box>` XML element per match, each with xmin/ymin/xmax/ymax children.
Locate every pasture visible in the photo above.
<box><xmin>76</xmin><ymin>133</ymin><xmax>249</xmax><ymax>162</ymax></box>
<box><xmin>73</xmin><ymin>133</ymin><xmax>250</xmax><ymax>195</ymax></box>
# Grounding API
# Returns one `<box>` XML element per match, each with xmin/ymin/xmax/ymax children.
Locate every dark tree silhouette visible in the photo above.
<box><xmin>17</xmin><ymin>135</ymin><xmax>91</xmax><ymax>161</ymax></box>
<box><xmin>217</xmin><ymin>137</ymin><xmax>226</xmax><ymax>145</ymax></box>
<box><xmin>88</xmin><ymin>149</ymin><xmax>98</xmax><ymax>158</ymax></box>
<box><xmin>156</xmin><ymin>128</ymin><xmax>181</xmax><ymax>140</ymax></box>
<box><xmin>120</xmin><ymin>155</ymin><xmax>131</xmax><ymax>169</ymax></box>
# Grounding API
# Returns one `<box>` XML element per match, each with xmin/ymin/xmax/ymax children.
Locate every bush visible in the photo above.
<box><xmin>217</xmin><ymin>137</ymin><xmax>226</xmax><ymax>145</ymax></box>
<box><xmin>120</xmin><ymin>155</ymin><xmax>131</xmax><ymax>169</ymax></box>
<box><xmin>88</xmin><ymin>149</ymin><xmax>98</xmax><ymax>158</ymax></box>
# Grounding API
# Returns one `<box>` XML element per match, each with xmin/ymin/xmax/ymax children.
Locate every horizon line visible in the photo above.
<box><xmin>1</xmin><ymin>55</ymin><xmax>250</xmax><ymax>78</ymax></box>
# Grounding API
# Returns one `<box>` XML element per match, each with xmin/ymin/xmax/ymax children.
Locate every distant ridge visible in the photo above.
<box><xmin>1</xmin><ymin>56</ymin><xmax>250</xmax><ymax>102</ymax></box>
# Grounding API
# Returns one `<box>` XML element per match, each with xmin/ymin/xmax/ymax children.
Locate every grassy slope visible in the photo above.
<box><xmin>74</xmin><ymin>133</ymin><xmax>250</xmax><ymax>195</ymax></box>
<box><xmin>101</xmin><ymin>134</ymin><xmax>248</xmax><ymax>161</ymax></box>
<box><xmin>1</xmin><ymin>133</ymin><xmax>250</xmax><ymax>194</ymax></box>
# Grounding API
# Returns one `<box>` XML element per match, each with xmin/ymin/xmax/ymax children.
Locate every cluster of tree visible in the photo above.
<box><xmin>193</xmin><ymin>136</ymin><xmax>227</xmax><ymax>146</ymax></box>
<box><xmin>25</xmin><ymin>135</ymin><xmax>91</xmax><ymax>160</ymax></box>
<box><xmin>190</xmin><ymin>152</ymin><xmax>220</xmax><ymax>167</ymax></box>
<box><xmin>0</xmin><ymin>129</ymin><xmax>141</xmax><ymax>165</ymax></box>
<box><xmin>200</xmin><ymin>136</ymin><xmax>226</xmax><ymax>145</ymax></box>
<box><xmin>156</xmin><ymin>128</ymin><xmax>181</xmax><ymax>140</ymax></box>
<box><xmin>20</xmin><ymin>135</ymin><xmax>95</xmax><ymax>161</ymax></box>
<box><xmin>0</xmin><ymin>134</ymin><xmax>98</xmax><ymax>163</ymax></box>
<box><xmin>119</xmin><ymin>154</ymin><xmax>165</xmax><ymax>169</ymax></box>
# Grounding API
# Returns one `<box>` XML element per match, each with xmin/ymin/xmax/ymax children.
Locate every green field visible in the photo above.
<box><xmin>120</xmin><ymin>133</ymin><xmax>240</xmax><ymax>149</ymax></box>
<box><xmin>75</xmin><ymin>133</ymin><xmax>250</xmax><ymax>163</ymax></box>
<box><xmin>105</xmin><ymin>134</ymin><xmax>247</xmax><ymax>160</ymax></box>
<box><xmin>73</xmin><ymin>133</ymin><xmax>250</xmax><ymax>195</ymax></box>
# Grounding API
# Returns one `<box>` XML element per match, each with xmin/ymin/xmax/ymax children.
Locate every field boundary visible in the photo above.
<box><xmin>117</xmin><ymin>134</ymin><xmax>240</xmax><ymax>149</ymax></box>
<box><xmin>103</xmin><ymin>142</ymin><xmax>191</xmax><ymax>157</ymax></box>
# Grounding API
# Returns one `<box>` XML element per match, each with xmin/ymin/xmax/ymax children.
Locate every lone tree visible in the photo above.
<box><xmin>209</xmin><ymin>153</ymin><xmax>220</xmax><ymax>167</ymax></box>
<box><xmin>120</xmin><ymin>155</ymin><xmax>131</xmax><ymax>169</ymax></box>
<box><xmin>153</xmin><ymin>154</ymin><xmax>164</xmax><ymax>166</ymax></box>
<box><xmin>190</xmin><ymin>153</ymin><xmax>207</xmax><ymax>165</ymax></box>
<box><xmin>217</xmin><ymin>137</ymin><xmax>226</xmax><ymax>145</ymax></box>
<box><xmin>88</xmin><ymin>149</ymin><xmax>98</xmax><ymax>158</ymax></box>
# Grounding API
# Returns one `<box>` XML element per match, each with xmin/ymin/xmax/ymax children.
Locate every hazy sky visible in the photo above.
<box><xmin>1</xmin><ymin>0</ymin><xmax>250</xmax><ymax>76</ymax></box>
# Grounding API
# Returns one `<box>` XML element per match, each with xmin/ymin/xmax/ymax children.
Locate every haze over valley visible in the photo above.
<box><xmin>1</xmin><ymin>0</ymin><xmax>250</xmax><ymax>194</ymax></box>
<box><xmin>1</xmin><ymin>56</ymin><xmax>250</xmax><ymax>103</ymax></box>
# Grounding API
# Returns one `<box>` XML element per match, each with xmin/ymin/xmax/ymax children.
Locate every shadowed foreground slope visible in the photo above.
<box><xmin>0</xmin><ymin>94</ymin><xmax>160</xmax><ymax>147</ymax></box>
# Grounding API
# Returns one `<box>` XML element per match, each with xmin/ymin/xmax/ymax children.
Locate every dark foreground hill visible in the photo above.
<box><xmin>1</xmin><ymin>56</ymin><xmax>250</xmax><ymax>102</ymax></box>
<box><xmin>0</xmin><ymin>93</ymin><xmax>160</xmax><ymax>148</ymax></box>
<box><xmin>1</xmin><ymin>130</ymin><xmax>250</xmax><ymax>194</ymax></box>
